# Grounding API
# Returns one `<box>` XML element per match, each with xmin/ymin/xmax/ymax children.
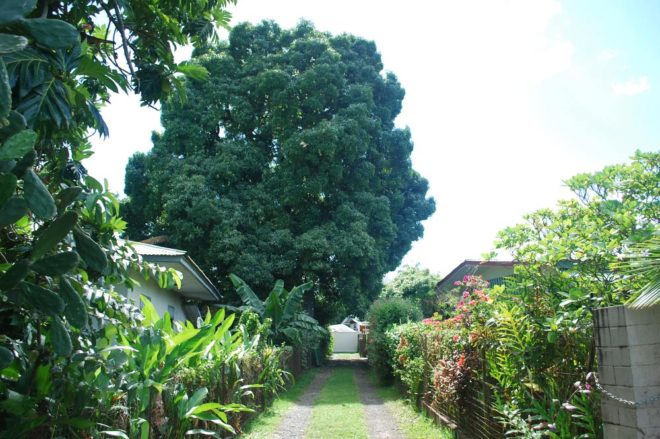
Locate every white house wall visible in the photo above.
<box><xmin>116</xmin><ymin>277</ymin><xmax>185</xmax><ymax>322</ymax></box>
<box><xmin>332</xmin><ymin>331</ymin><xmax>358</xmax><ymax>353</ymax></box>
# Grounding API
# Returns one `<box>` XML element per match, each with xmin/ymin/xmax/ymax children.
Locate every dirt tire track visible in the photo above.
<box><xmin>270</xmin><ymin>368</ymin><xmax>332</xmax><ymax>439</ymax></box>
<box><xmin>354</xmin><ymin>365</ymin><xmax>405</xmax><ymax>439</ymax></box>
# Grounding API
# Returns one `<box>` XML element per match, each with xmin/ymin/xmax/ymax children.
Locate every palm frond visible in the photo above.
<box><xmin>617</xmin><ymin>228</ymin><xmax>660</xmax><ymax>309</ymax></box>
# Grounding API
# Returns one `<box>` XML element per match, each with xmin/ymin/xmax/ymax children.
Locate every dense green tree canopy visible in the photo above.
<box><xmin>380</xmin><ymin>264</ymin><xmax>441</xmax><ymax>316</ymax></box>
<box><xmin>124</xmin><ymin>21</ymin><xmax>435</xmax><ymax>321</ymax></box>
<box><xmin>496</xmin><ymin>150</ymin><xmax>659</xmax><ymax>306</ymax></box>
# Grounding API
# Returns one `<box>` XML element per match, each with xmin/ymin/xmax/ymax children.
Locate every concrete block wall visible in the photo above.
<box><xmin>594</xmin><ymin>305</ymin><xmax>660</xmax><ymax>438</ymax></box>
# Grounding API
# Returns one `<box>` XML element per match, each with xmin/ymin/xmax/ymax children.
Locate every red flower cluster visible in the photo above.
<box><xmin>432</xmin><ymin>352</ymin><xmax>472</xmax><ymax>402</ymax></box>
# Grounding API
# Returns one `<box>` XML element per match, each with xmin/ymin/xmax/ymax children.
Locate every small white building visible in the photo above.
<box><xmin>341</xmin><ymin>316</ymin><xmax>369</xmax><ymax>334</ymax></box>
<box><xmin>116</xmin><ymin>242</ymin><xmax>221</xmax><ymax>322</ymax></box>
<box><xmin>329</xmin><ymin>323</ymin><xmax>358</xmax><ymax>353</ymax></box>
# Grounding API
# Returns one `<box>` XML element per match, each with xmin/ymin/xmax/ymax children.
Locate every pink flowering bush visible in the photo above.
<box><xmin>387</xmin><ymin>274</ymin><xmax>601</xmax><ymax>438</ymax></box>
<box><xmin>391</xmin><ymin>275</ymin><xmax>496</xmax><ymax>404</ymax></box>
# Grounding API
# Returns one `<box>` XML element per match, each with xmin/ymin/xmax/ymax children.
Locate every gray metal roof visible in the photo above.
<box><xmin>130</xmin><ymin>241</ymin><xmax>187</xmax><ymax>257</ymax></box>
<box><xmin>436</xmin><ymin>260</ymin><xmax>515</xmax><ymax>292</ymax></box>
<box><xmin>129</xmin><ymin>241</ymin><xmax>221</xmax><ymax>301</ymax></box>
<box><xmin>329</xmin><ymin>324</ymin><xmax>358</xmax><ymax>333</ymax></box>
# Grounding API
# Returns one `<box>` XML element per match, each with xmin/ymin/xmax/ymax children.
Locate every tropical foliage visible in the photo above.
<box><xmin>382</xmin><ymin>152</ymin><xmax>659</xmax><ymax>438</ymax></box>
<box><xmin>123</xmin><ymin>20</ymin><xmax>436</xmax><ymax>323</ymax></box>
<box><xmin>389</xmin><ymin>276</ymin><xmax>601</xmax><ymax>438</ymax></box>
<box><xmin>0</xmin><ymin>0</ymin><xmax>309</xmax><ymax>436</ymax></box>
<box><xmin>380</xmin><ymin>264</ymin><xmax>442</xmax><ymax>316</ymax></box>
<box><xmin>367</xmin><ymin>297</ymin><xmax>422</xmax><ymax>382</ymax></box>
<box><xmin>496</xmin><ymin>150</ymin><xmax>659</xmax><ymax>308</ymax></box>
<box><xmin>615</xmin><ymin>225</ymin><xmax>660</xmax><ymax>308</ymax></box>
<box><xmin>230</xmin><ymin>274</ymin><xmax>327</xmax><ymax>347</ymax></box>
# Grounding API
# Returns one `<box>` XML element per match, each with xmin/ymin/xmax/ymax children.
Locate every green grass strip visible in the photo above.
<box><xmin>375</xmin><ymin>384</ymin><xmax>454</xmax><ymax>439</ymax></box>
<box><xmin>305</xmin><ymin>367</ymin><xmax>369</xmax><ymax>439</ymax></box>
<box><xmin>241</xmin><ymin>368</ymin><xmax>319</xmax><ymax>438</ymax></box>
<box><xmin>331</xmin><ymin>353</ymin><xmax>362</xmax><ymax>360</ymax></box>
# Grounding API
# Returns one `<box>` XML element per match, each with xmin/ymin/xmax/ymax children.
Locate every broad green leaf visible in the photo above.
<box><xmin>14</xmin><ymin>281</ymin><xmax>64</xmax><ymax>315</ymax></box>
<box><xmin>187</xmin><ymin>387</ymin><xmax>209</xmax><ymax>412</ymax></box>
<box><xmin>264</xmin><ymin>289</ymin><xmax>283</xmax><ymax>326</ymax></box>
<box><xmin>0</xmin><ymin>111</ymin><xmax>27</xmax><ymax>141</ymax></box>
<box><xmin>0</xmin><ymin>129</ymin><xmax>36</xmax><ymax>160</ymax></box>
<box><xmin>34</xmin><ymin>364</ymin><xmax>51</xmax><ymax>397</ymax></box>
<box><xmin>73</xmin><ymin>227</ymin><xmax>108</xmax><ymax>272</ymax></box>
<box><xmin>11</xmin><ymin>149</ymin><xmax>35</xmax><ymax>178</ymax></box>
<box><xmin>31</xmin><ymin>251</ymin><xmax>79</xmax><ymax>275</ymax></box>
<box><xmin>0</xmin><ymin>259</ymin><xmax>30</xmax><ymax>291</ymax></box>
<box><xmin>230</xmin><ymin>274</ymin><xmax>264</xmax><ymax>315</ymax></box>
<box><xmin>24</xmin><ymin>168</ymin><xmax>56</xmax><ymax>220</ymax></box>
<box><xmin>0</xmin><ymin>173</ymin><xmax>17</xmax><ymax>205</ymax></box>
<box><xmin>50</xmin><ymin>316</ymin><xmax>72</xmax><ymax>356</ymax></box>
<box><xmin>0</xmin><ymin>58</ymin><xmax>9</xmax><ymax>119</ymax></box>
<box><xmin>56</xmin><ymin>186</ymin><xmax>83</xmax><ymax>209</ymax></box>
<box><xmin>140</xmin><ymin>295</ymin><xmax>160</xmax><ymax>326</ymax></box>
<box><xmin>0</xmin><ymin>159</ymin><xmax>15</xmax><ymax>173</ymax></box>
<box><xmin>84</xmin><ymin>175</ymin><xmax>103</xmax><ymax>192</ymax></box>
<box><xmin>0</xmin><ymin>34</ymin><xmax>28</xmax><ymax>54</ymax></box>
<box><xmin>59</xmin><ymin>277</ymin><xmax>88</xmax><ymax>328</ymax></box>
<box><xmin>99</xmin><ymin>345</ymin><xmax>138</xmax><ymax>354</ymax></box>
<box><xmin>190</xmin><ymin>402</ymin><xmax>223</xmax><ymax>416</ymax></box>
<box><xmin>215</xmin><ymin>313</ymin><xmax>235</xmax><ymax>340</ymax></box>
<box><xmin>18</xmin><ymin>18</ymin><xmax>80</xmax><ymax>49</ymax></box>
<box><xmin>208</xmin><ymin>307</ymin><xmax>225</xmax><ymax>327</ymax></box>
<box><xmin>32</xmin><ymin>210</ymin><xmax>78</xmax><ymax>259</ymax></box>
<box><xmin>192</xmin><ymin>411</ymin><xmax>227</xmax><ymax>423</ymax></box>
<box><xmin>0</xmin><ymin>0</ymin><xmax>37</xmax><ymax>26</ymax></box>
<box><xmin>283</xmin><ymin>281</ymin><xmax>312</xmax><ymax>322</ymax></box>
<box><xmin>0</xmin><ymin>346</ymin><xmax>12</xmax><ymax>369</ymax></box>
<box><xmin>270</xmin><ymin>279</ymin><xmax>284</xmax><ymax>298</ymax></box>
<box><xmin>176</xmin><ymin>63</ymin><xmax>209</xmax><ymax>81</ymax></box>
<box><xmin>0</xmin><ymin>196</ymin><xmax>28</xmax><ymax>227</ymax></box>
<box><xmin>140</xmin><ymin>421</ymin><xmax>149</xmax><ymax>439</ymax></box>
<box><xmin>15</xmin><ymin>77</ymin><xmax>72</xmax><ymax>128</ymax></box>
<box><xmin>280</xmin><ymin>327</ymin><xmax>300</xmax><ymax>344</ymax></box>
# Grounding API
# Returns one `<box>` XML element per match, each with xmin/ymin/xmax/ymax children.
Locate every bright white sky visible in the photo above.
<box><xmin>88</xmin><ymin>0</ymin><xmax>659</xmax><ymax>277</ymax></box>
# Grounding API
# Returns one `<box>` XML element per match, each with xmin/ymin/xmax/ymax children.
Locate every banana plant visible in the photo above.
<box><xmin>168</xmin><ymin>387</ymin><xmax>246</xmax><ymax>437</ymax></box>
<box><xmin>230</xmin><ymin>274</ymin><xmax>327</xmax><ymax>346</ymax></box>
<box><xmin>105</xmin><ymin>297</ymin><xmax>249</xmax><ymax>437</ymax></box>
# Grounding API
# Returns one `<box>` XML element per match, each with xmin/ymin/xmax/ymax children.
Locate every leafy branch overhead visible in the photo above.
<box><xmin>0</xmin><ymin>0</ymin><xmax>239</xmax><ymax>436</ymax></box>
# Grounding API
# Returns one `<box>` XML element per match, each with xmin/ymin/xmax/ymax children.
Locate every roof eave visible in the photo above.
<box><xmin>140</xmin><ymin>254</ymin><xmax>222</xmax><ymax>302</ymax></box>
<box><xmin>436</xmin><ymin>259</ymin><xmax>516</xmax><ymax>291</ymax></box>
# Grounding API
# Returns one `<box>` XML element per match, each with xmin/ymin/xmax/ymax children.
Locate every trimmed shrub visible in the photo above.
<box><xmin>367</xmin><ymin>298</ymin><xmax>422</xmax><ymax>382</ymax></box>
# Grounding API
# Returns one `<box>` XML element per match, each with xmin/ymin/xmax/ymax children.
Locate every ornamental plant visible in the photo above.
<box><xmin>388</xmin><ymin>275</ymin><xmax>601</xmax><ymax>437</ymax></box>
<box><xmin>0</xmin><ymin>1</ymin><xmax>313</xmax><ymax>436</ymax></box>
<box><xmin>367</xmin><ymin>297</ymin><xmax>422</xmax><ymax>382</ymax></box>
<box><xmin>395</xmin><ymin>276</ymin><xmax>494</xmax><ymax>404</ymax></box>
<box><xmin>388</xmin><ymin>322</ymin><xmax>427</xmax><ymax>399</ymax></box>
